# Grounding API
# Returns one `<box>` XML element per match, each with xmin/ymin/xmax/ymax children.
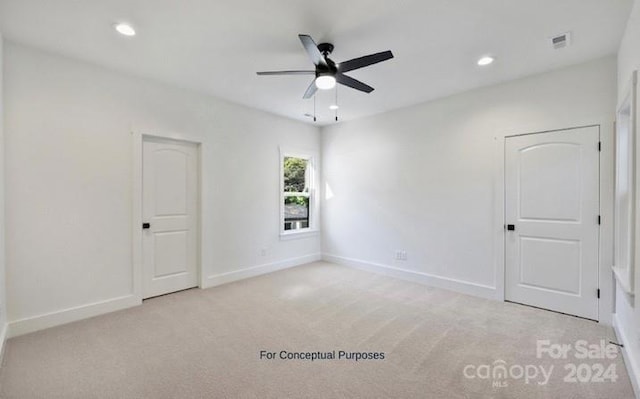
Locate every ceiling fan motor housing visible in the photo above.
<box><xmin>317</xmin><ymin>42</ymin><xmax>334</xmax><ymax>56</ymax></box>
<box><xmin>316</xmin><ymin>43</ymin><xmax>337</xmax><ymax>77</ymax></box>
<box><xmin>317</xmin><ymin>62</ymin><xmax>337</xmax><ymax>77</ymax></box>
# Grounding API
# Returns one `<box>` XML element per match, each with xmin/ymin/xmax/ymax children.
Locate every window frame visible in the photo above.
<box><xmin>279</xmin><ymin>147</ymin><xmax>319</xmax><ymax>239</ymax></box>
<box><xmin>613</xmin><ymin>70</ymin><xmax>637</xmax><ymax>296</ymax></box>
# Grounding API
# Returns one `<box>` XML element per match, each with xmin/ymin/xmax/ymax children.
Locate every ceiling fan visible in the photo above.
<box><xmin>257</xmin><ymin>34</ymin><xmax>394</xmax><ymax>99</ymax></box>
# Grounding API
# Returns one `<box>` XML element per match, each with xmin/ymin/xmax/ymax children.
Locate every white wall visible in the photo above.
<box><xmin>0</xmin><ymin>36</ymin><xmax>623</xmax><ymax>345</ymax></box>
<box><xmin>3</xmin><ymin>42</ymin><xmax>321</xmax><ymax>336</ymax></box>
<box><xmin>322</xmin><ymin>57</ymin><xmax>616</xmax><ymax>311</ymax></box>
<box><xmin>614</xmin><ymin>0</ymin><xmax>640</xmax><ymax>393</ymax></box>
<box><xmin>618</xmin><ymin>0</ymin><xmax>640</xmax><ymax>105</ymax></box>
<box><xmin>0</xmin><ymin>35</ymin><xmax>7</xmax><ymax>352</ymax></box>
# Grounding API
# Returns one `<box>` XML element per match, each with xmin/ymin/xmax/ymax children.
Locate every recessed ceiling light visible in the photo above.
<box><xmin>477</xmin><ymin>56</ymin><xmax>494</xmax><ymax>66</ymax></box>
<box><xmin>329</xmin><ymin>105</ymin><xmax>339</xmax><ymax>110</ymax></box>
<box><xmin>114</xmin><ymin>23</ymin><xmax>136</xmax><ymax>37</ymax></box>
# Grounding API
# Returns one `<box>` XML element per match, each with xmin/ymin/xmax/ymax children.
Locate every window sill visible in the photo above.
<box><xmin>612</xmin><ymin>265</ymin><xmax>635</xmax><ymax>297</ymax></box>
<box><xmin>280</xmin><ymin>229</ymin><xmax>320</xmax><ymax>241</ymax></box>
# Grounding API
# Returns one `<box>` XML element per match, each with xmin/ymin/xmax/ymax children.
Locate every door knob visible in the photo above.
<box><xmin>142</xmin><ymin>223</ymin><xmax>151</xmax><ymax>229</ymax></box>
<box><xmin>507</xmin><ymin>224</ymin><xmax>515</xmax><ymax>231</ymax></box>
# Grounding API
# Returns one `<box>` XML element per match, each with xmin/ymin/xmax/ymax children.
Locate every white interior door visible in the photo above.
<box><xmin>505</xmin><ymin>126</ymin><xmax>599</xmax><ymax>320</ymax></box>
<box><xmin>142</xmin><ymin>137</ymin><xmax>199</xmax><ymax>299</ymax></box>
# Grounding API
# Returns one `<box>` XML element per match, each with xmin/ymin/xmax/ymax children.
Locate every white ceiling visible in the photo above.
<box><xmin>0</xmin><ymin>0</ymin><xmax>633</xmax><ymax>125</ymax></box>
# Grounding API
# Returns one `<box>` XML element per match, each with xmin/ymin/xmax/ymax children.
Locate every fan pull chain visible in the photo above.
<box><xmin>335</xmin><ymin>86</ymin><xmax>339</xmax><ymax>122</ymax></box>
<box><xmin>313</xmin><ymin>95</ymin><xmax>317</xmax><ymax>122</ymax></box>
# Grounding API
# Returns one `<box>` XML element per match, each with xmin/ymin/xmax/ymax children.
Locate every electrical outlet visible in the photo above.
<box><xmin>260</xmin><ymin>247</ymin><xmax>268</xmax><ymax>257</ymax></box>
<box><xmin>394</xmin><ymin>250</ymin><xmax>407</xmax><ymax>261</ymax></box>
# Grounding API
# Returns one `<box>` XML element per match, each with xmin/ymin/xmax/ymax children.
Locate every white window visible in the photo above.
<box><xmin>613</xmin><ymin>70</ymin><xmax>637</xmax><ymax>295</ymax></box>
<box><xmin>280</xmin><ymin>149</ymin><xmax>318</xmax><ymax>237</ymax></box>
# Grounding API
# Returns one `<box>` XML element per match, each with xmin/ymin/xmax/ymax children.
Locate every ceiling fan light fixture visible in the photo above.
<box><xmin>329</xmin><ymin>104</ymin><xmax>339</xmax><ymax>110</ymax></box>
<box><xmin>315</xmin><ymin>75</ymin><xmax>336</xmax><ymax>90</ymax></box>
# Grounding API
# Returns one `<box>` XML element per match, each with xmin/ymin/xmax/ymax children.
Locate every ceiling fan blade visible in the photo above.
<box><xmin>257</xmin><ymin>70</ymin><xmax>315</xmax><ymax>76</ymax></box>
<box><xmin>299</xmin><ymin>34</ymin><xmax>328</xmax><ymax>67</ymax></box>
<box><xmin>336</xmin><ymin>73</ymin><xmax>374</xmax><ymax>93</ymax></box>
<box><xmin>303</xmin><ymin>79</ymin><xmax>318</xmax><ymax>99</ymax></box>
<box><xmin>338</xmin><ymin>51</ymin><xmax>394</xmax><ymax>73</ymax></box>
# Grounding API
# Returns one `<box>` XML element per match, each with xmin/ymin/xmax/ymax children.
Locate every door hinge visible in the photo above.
<box><xmin>598</xmin><ymin>215</ymin><xmax>601</xmax><ymax>225</ymax></box>
<box><xmin>597</xmin><ymin>288</ymin><xmax>600</xmax><ymax>299</ymax></box>
<box><xmin>598</xmin><ymin>141</ymin><xmax>602</xmax><ymax>152</ymax></box>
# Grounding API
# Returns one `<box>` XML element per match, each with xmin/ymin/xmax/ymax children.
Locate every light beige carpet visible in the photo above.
<box><xmin>0</xmin><ymin>262</ymin><xmax>634</xmax><ymax>398</ymax></box>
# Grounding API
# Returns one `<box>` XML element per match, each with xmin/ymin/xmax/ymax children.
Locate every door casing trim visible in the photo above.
<box><xmin>493</xmin><ymin>121</ymin><xmax>613</xmax><ymax>324</ymax></box>
<box><xmin>132</xmin><ymin>130</ymin><xmax>205</xmax><ymax>302</ymax></box>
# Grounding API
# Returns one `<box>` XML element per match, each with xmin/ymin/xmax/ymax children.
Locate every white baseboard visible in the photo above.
<box><xmin>6</xmin><ymin>254</ymin><xmax>322</xmax><ymax>338</ymax></box>
<box><xmin>613</xmin><ymin>313</ymin><xmax>640</xmax><ymax>398</ymax></box>
<box><xmin>323</xmin><ymin>253</ymin><xmax>497</xmax><ymax>300</ymax></box>
<box><xmin>6</xmin><ymin>252</ymin><xmax>493</xmax><ymax>338</ymax></box>
<box><xmin>203</xmin><ymin>253</ymin><xmax>322</xmax><ymax>289</ymax></box>
<box><xmin>0</xmin><ymin>322</ymin><xmax>7</xmax><ymax>365</ymax></box>
<box><xmin>8</xmin><ymin>294</ymin><xmax>141</xmax><ymax>338</ymax></box>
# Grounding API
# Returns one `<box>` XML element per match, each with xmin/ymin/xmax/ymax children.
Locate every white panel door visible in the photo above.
<box><xmin>505</xmin><ymin>126</ymin><xmax>599</xmax><ymax>320</ymax></box>
<box><xmin>142</xmin><ymin>138</ymin><xmax>199</xmax><ymax>299</ymax></box>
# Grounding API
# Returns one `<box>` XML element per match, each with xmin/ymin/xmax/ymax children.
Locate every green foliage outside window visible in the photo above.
<box><xmin>284</xmin><ymin>157</ymin><xmax>308</xmax><ymax>193</ymax></box>
<box><xmin>284</xmin><ymin>196</ymin><xmax>309</xmax><ymax>206</ymax></box>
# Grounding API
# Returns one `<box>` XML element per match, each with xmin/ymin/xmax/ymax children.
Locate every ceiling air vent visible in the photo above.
<box><xmin>551</xmin><ymin>32</ymin><xmax>571</xmax><ymax>50</ymax></box>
